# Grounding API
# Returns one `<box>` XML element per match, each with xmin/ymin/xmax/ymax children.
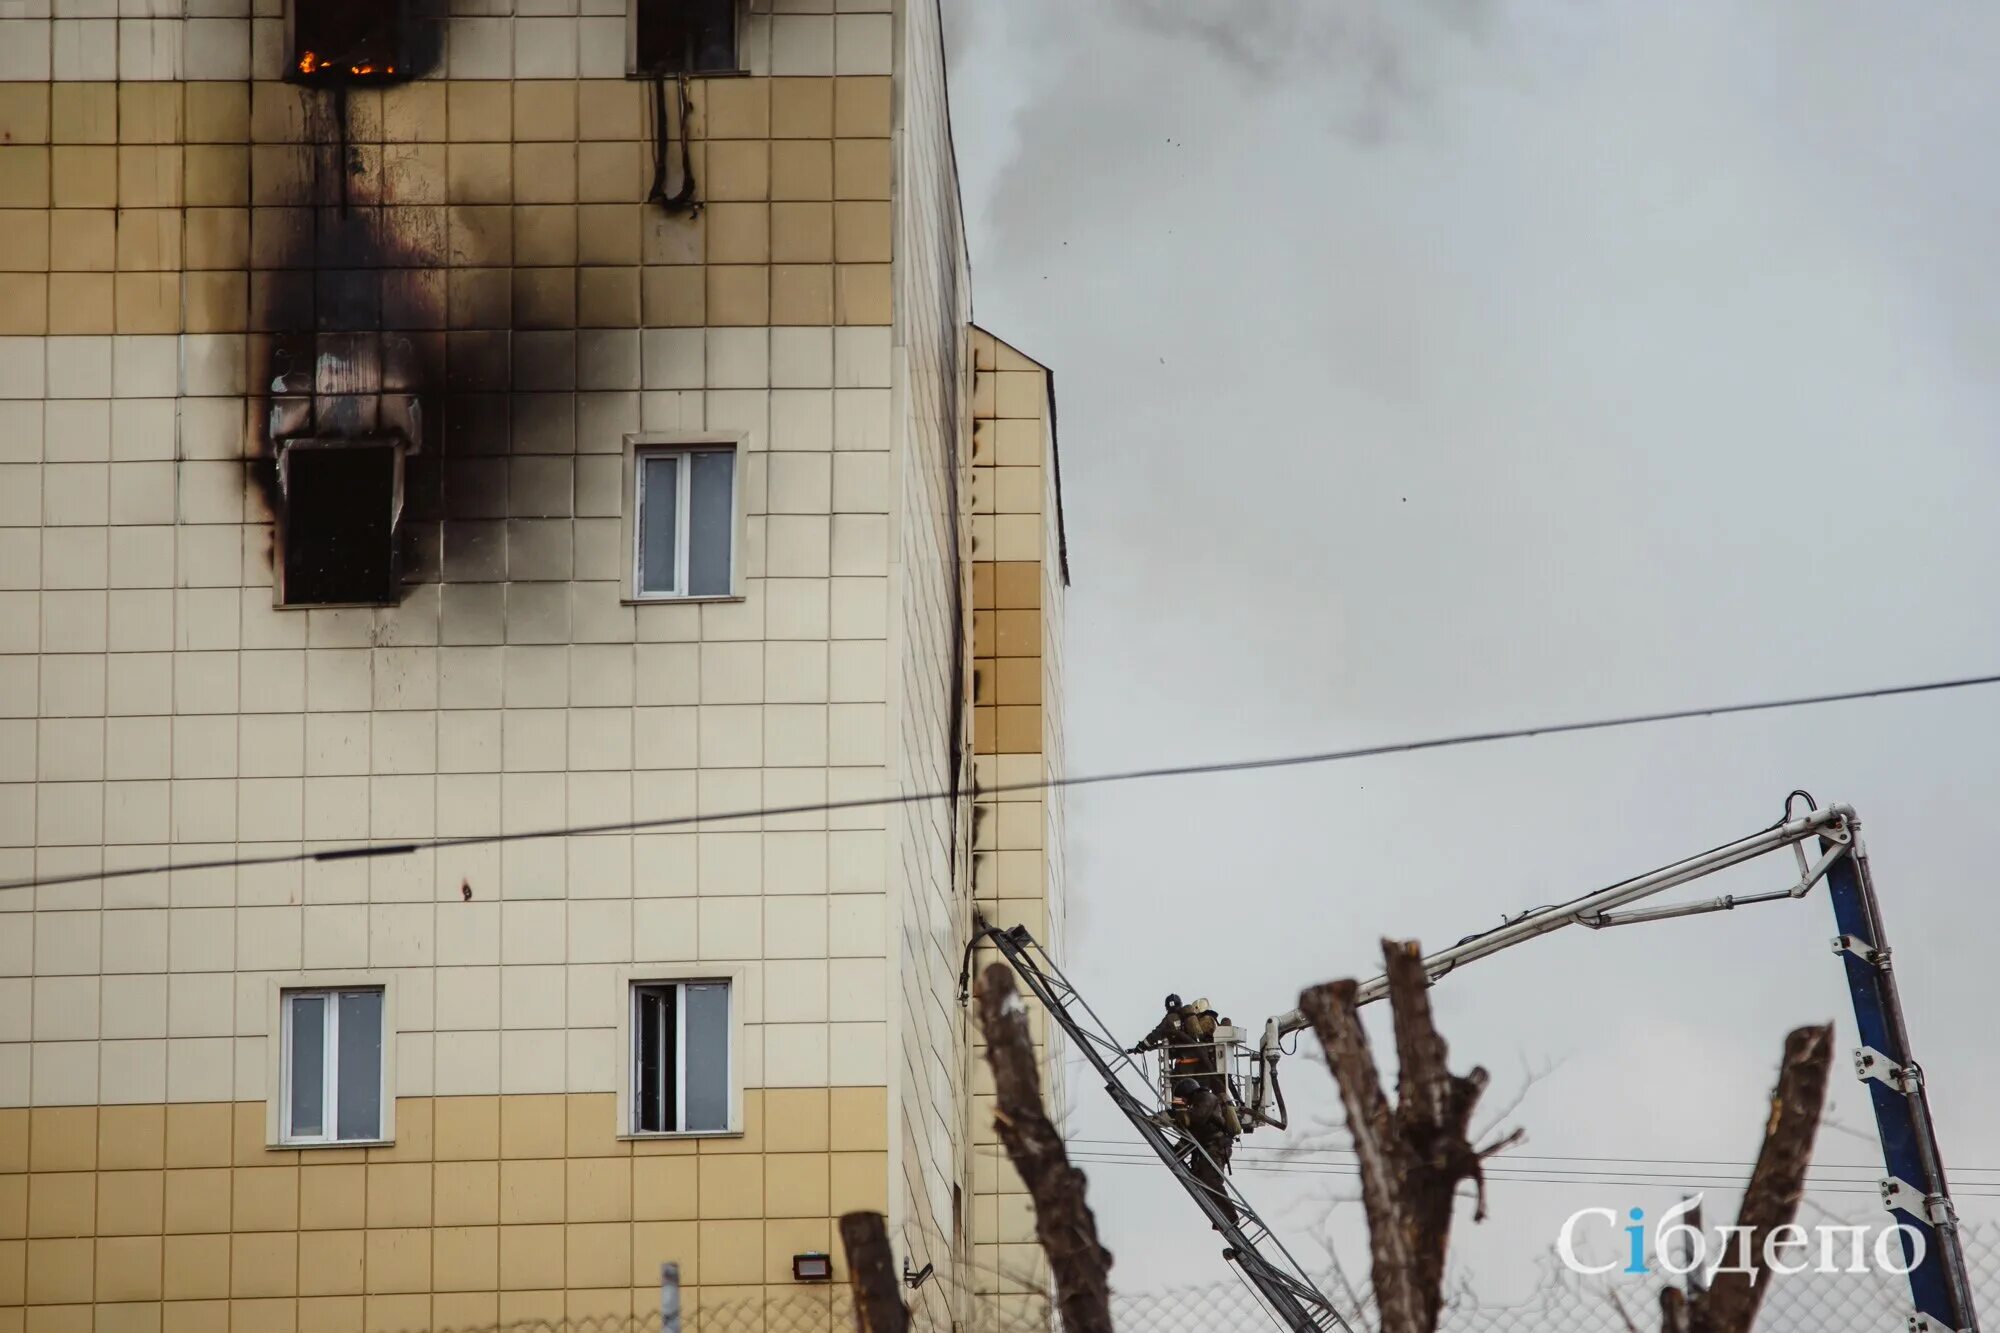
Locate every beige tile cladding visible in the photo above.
<box><xmin>0</xmin><ymin>72</ymin><xmax>905</xmax><ymax>1113</ymax></box>
<box><xmin>0</xmin><ymin>1091</ymin><xmax>888</xmax><ymax>1321</ymax></box>
<box><xmin>0</xmin><ymin>73</ymin><xmax>892</xmax><ymax>337</ymax></box>
<box><xmin>963</xmin><ymin>328</ymin><xmax>1062</xmax><ymax>1298</ymax></box>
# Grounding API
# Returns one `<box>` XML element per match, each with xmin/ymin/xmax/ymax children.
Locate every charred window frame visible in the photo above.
<box><xmin>628</xmin><ymin>0</ymin><xmax>742</xmax><ymax>77</ymax></box>
<box><xmin>276</xmin><ymin>439</ymin><xmax>407</xmax><ymax>608</ymax></box>
<box><xmin>286</xmin><ymin>0</ymin><xmax>416</xmax><ymax>81</ymax></box>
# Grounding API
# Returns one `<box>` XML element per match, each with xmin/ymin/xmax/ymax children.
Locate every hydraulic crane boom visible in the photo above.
<box><xmin>1243</xmin><ymin>798</ymin><xmax>1978</xmax><ymax>1333</ymax></box>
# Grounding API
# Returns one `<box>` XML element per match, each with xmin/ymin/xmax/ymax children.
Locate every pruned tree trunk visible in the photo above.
<box><xmin>1675</xmin><ymin>1024</ymin><xmax>1835</xmax><ymax>1333</ymax></box>
<box><xmin>975</xmin><ymin>962</ymin><xmax>1116</xmax><ymax>1333</ymax></box>
<box><xmin>1298</xmin><ymin>940</ymin><xmax>1519</xmax><ymax>1333</ymax></box>
<box><xmin>839</xmin><ymin>1211</ymin><xmax>910</xmax><ymax>1333</ymax></box>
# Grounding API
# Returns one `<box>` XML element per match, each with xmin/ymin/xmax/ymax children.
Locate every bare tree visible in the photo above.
<box><xmin>1296</xmin><ymin>939</ymin><xmax>1523</xmax><ymax>1333</ymax></box>
<box><xmin>1658</xmin><ymin>1024</ymin><xmax>1835</xmax><ymax>1333</ymax></box>
<box><xmin>974</xmin><ymin>961</ymin><xmax>1116</xmax><ymax>1333</ymax></box>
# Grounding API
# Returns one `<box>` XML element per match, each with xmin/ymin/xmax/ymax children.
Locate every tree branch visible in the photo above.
<box><xmin>1299</xmin><ymin>939</ymin><xmax>1510</xmax><ymax>1333</ymax></box>
<box><xmin>1684</xmin><ymin>1024</ymin><xmax>1835</xmax><ymax>1333</ymax></box>
<box><xmin>838</xmin><ymin>1212</ymin><xmax>908</xmax><ymax>1333</ymax></box>
<box><xmin>974</xmin><ymin>963</ymin><xmax>1115</xmax><ymax>1333</ymax></box>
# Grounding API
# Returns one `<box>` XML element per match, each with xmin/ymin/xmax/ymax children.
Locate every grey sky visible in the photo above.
<box><xmin>941</xmin><ymin>0</ymin><xmax>2000</xmax><ymax>1303</ymax></box>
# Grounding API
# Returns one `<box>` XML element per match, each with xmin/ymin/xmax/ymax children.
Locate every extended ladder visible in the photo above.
<box><xmin>975</xmin><ymin>919</ymin><xmax>1356</xmax><ymax>1333</ymax></box>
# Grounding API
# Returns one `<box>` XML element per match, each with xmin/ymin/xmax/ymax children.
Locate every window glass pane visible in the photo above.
<box><xmin>335</xmin><ymin>990</ymin><xmax>383</xmax><ymax>1141</ymax></box>
<box><xmin>683</xmin><ymin>982</ymin><xmax>730</xmax><ymax>1132</ymax></box>
<box><xmin>288</xmin><ymin>994</ymin><xmax>325</xmax><ymax>1139</ymax></box>
<box><xmin>636</xmin><ymin>986</ymin><xmax>675</xmax><ymax>1133</ymax></box>
<box><xmin>639</xmin><ymin>454</ymin><xmax>680</xmax><ymax>594</ymax></box>
<box><xmin>686</xmin><ymin>452</ymin><xmax>734</xmax><ymax>597</ymax></box>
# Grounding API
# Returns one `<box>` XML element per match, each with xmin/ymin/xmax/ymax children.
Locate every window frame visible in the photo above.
<box><xmin>615</xmin><ymin>964</ymin><xmax>747</xmax><ymax>1140</ymax></box>
<box><xmin>621</xmin><ymin>432</ymin><xmax>748</xmax><ymax>605</ymax></box>
<box><xmin>265</xmin><ymin>973</ymin><xmax>398</xmax><ymax>1149</ymax></box>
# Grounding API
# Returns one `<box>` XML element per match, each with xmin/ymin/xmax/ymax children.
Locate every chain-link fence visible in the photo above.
<box><xmin>327</xmin><ymin>1220</ymin><xmax>1996</xmax><ymax>1333</ymax></box>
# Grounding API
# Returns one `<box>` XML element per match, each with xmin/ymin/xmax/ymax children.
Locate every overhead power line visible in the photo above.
<box><xmin>1061</xmin><ymin>1151</ymin><xmax>2000</xmax><ymax>1199</ymax></box>
<box><xmin>1061</xmin><ymin>1137</ymin><xmax>2000</xmax><ymax>1177</ymax></box>
<box><xmin>7</xmin><ymin>666</ymin><xmax>2000</xmax><ymax>894</ymax></box>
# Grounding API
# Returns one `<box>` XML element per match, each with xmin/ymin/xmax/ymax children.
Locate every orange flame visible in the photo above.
<box><xmin>298</xmin><ymin>50</ymin><xmax>319</xmax><ymax>73</ymax></box>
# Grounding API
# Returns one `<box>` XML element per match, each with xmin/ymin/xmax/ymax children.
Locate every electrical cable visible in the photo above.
<box><xmin>7</xmin><ymin>666</ymin><xmax>2000</xmax><ymax>893</ymax></box>
<box><xmin>1061</xmin><ymin>1138</ymin><xmax>2000</xmax><ymax>1175</ymax></box>
<box><xmin>1058</xmin><ymin>1151</ymin><xmax>2000</xmax><ymax>1197</ymax></box>
<box><xmin>646</xmin><ymin>71</ymin><xmax>698</xmax><ymax>215</ymax></box>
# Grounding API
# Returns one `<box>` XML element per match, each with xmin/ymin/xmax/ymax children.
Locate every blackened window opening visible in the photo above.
<box><xmin>281</xmin><ymin>443</ymin><xmax>400</xmax><ymax>606</ymax></box>
<box><xmin>292</xmin><ymin>0</ymin><xmax>406</xmax><ymax>80</ymax></box>
<box><xmin>634</xmin><ymin>0</ymin><xmax>736</xmax><ymax>75</ymax></box>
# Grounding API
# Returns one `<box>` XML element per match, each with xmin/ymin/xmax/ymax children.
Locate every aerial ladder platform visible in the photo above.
<box><xmin>977</xmin><ymin>795</ymin><xmax>1979</xmax><ymax>1333</ymax></box>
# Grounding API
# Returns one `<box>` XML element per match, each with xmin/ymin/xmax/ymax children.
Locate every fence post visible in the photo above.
<box><xmin>660</xmin><ymin>1261</ymin><xmax>681</xmax><ymax>1333</ymax></box>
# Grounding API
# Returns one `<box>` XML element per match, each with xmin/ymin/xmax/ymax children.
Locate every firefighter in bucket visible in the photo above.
<box><xmin>1131</xmin><ymin>995</ymin><xmax>1243</xmax><ymax>1225</ymax></box>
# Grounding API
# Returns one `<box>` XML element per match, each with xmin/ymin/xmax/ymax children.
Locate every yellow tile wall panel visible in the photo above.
<box><xmin>0</xmin><ymin>1178</ymin><xmax>22</xmax><ymax>1240</ymax></box>
<box><xmin>497</xmin><ymin>1223</ymin><xmax>564</xmax><ymax>1291</ymax></box>
<box><xmin>185</xmin><ymin>83</ymin><xmax>248</xmax><ymax>144</ymax></box>
<box><xmin>498</xmin><ymin>1095</ymin><xmax>565</xmax><ymax>1160</ymax></box>
<box><xmin>365</xmin><ymin>1163</ymin><xmax>432</xmax><ymax>1229</ymax></box>
<box><xmin>832</xmin><ymin>78</ymin><xmax>891</xmax><ymax>139</ymax></box>
<box><xmin>0</xmin><ymin>146</ymin><xmax>50</xmax><ymax>208</ymax></box>
<box><xmin>0</xmin><ymin>274</ymin><xmax>47</xmax><ymax>335</ymax></box>
<box><xmin>26</xmin><ymin>1236</ymin><xmax>94</xmax><ymax>1307</ymax></box>
<box><xmin>432</xmin><ymin>1226</ymin><xmax>498</xmax><ymax>1293</ymax></box>
<box><xmin>828</xmin><ymin>1152</ymin><xmax>887</xmax><ymax>1216</ymax></box>
<box><xmin>762</xmin><ymin>1154</ymin><xmax>827</xmax><ymax>1219</ymax></box>
<box><xmin>630</xmin><ymin>1157</ymin><xmax>697</xmax><ymax>1222</ymax></box>
<box><xmin>696</xmin><ymin>1156</ymin><xmax>762</xmax><ymax>1220</ymax></box>
<box><xmin>161</xmin><ymin>1233</ymin><xmax>228</xmax><ymax>1301</ymax></box>
<box><xmin>29</xmin><ymin>1109</ymin><xmax>96</xmax><ymax>1174</ymax></box>
<box><xmin>0</xmin><ymin>85</ymin><xmax>50</xmax><ymax>143</ymax></box>
<box><xmin>432</xmin><ymin>1098</ymin><xmax>499</xmax><ymax>1165</ymax></box>
<box><xmin>771</xmin><ymin>79</ymin><xmax>831</xmax><ymax>139</ymax></box>
<box><xmin>229</xmin><ymin>1231</ymin><xmax>298</xmax><ymax>1298</ymax></box>
<box><xmin>0</xmin><ymin>213</ymin><xmax>50</xmax><ymax>272</ymax></box>
<box><xmin>364</xmin><ymin>1227</ymin><xmax>431</xmax><ymax>1294</ymax></box>
<box><xmin>231</xmin><ymin>1167</ymin><xmax>299</xmax><ymax>1232</ymax></box>
<box><xmin>695</xmin><ymin>1219</ymin><xmax>760</xmax><ymax>1287</ymax></box>
<box><xmin>51</xmin><ymin>85</ymin><xmax>115</xmax><ymax>143</ymax></box>
<box><xmin>430</xmin><ymin>1160</ymin><xmax>499</xmax><ymax>1229</ymax></box>
<box><xmin>163</xmin><ymin>1170</ymin><xmax>231</xmax><ymax>1237</ymax></box>
<box><xmin>163</xmin><ymin>1107</ymin><xmax>229</xmax><ymax>1171</ymax></box>
<box><xmin>831</xmin><ymin>140</ymin><xmax>889</xmax><ymax>200</ymax></box>
<box><xmin>565</xmin><ymin>1221</ymin><xmax>631</xmax><ymax>1289</ymax></box>
<box><xmin>564</xmin><ymin>1095</ymin><xmax>624</xmax><ymax>1159</ymax></box>
<box><xmin>27</xmin><ymin>1174</ymin><xmax>93</xmax><ymax>1238</ymax></box>
<box><xmin>364</xmin><ymin>1294</ymin><xmax>429</xmax><ymax>1332</ymax></box>
<box><xmin>761</xmin><ymin>1089</ymin><xmax>828</xmax><ymax>1154</ymax></box>
<box><xmin>827</xmin><ymin>1088</ymin><xmax>886</xmax><ymax>1152</ymax></box>
<box><xmin>298</xmin><ymin>1166</ymin><xmax>365</xmax><ymax>1232</ymax></box>
<box><xmin>497</xmin><ymin>1159</ymin><xmax>563</xmax><ymax>1225</ymax></box>
<box><xmin>297</xmin><ymin>1230</ymin><xmax>364</xmax><ymax>1297</ymax></box>
<box><xmin>564</xmin><ymin>1158</ymin><xmax>630</xmax><ymax>1222</ymax></box>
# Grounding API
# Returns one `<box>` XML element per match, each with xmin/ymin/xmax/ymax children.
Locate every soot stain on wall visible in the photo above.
<box><xmin>248</xmin><ymin>32</ymin><xmax>518</xmax><ymax>609</ymax></box>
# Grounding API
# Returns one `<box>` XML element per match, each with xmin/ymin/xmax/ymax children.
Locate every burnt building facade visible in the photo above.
<box><xmin>0</xmin><ymin>0</ymin><xmax>1069</xmax><ymax>1327</ymax></box>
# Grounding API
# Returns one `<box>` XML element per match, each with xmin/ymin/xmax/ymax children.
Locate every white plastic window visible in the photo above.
<box><xmin>635</xmin><ymin>447</ymin><xmax>736</xmax><ymax>599</ymax></box>
<box><xmin>632</xmin><ymin>979</ymin><xmax>732</xmax><ymax>1134</ymax></box>
<box><xmin>281</xmin><ymin>988</ymin><xmax>386</xmax><ymax>1144</ymax></box>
